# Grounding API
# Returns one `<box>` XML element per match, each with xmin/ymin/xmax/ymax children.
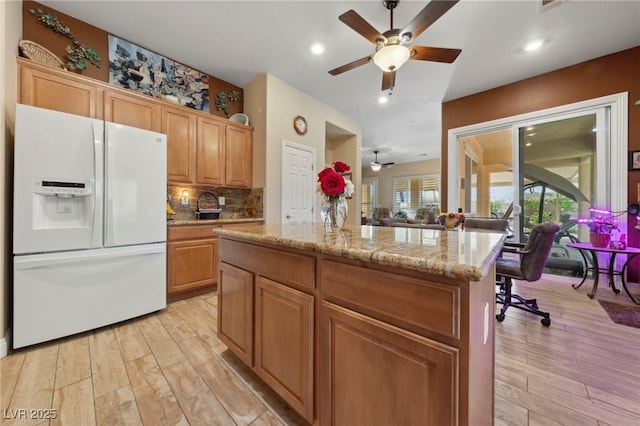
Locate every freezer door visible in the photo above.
<box><xmin>14</xmin><ymin>104</ymin><xmax>104</xmax><ymax>254</ymax></box>
<box><xmin>105</xmin><ymin>122</ymin><xmax>167</xmax><ymax>247</ymax></box>
<box><xmin>13</xmin><ymin>243</ymin><xmax>166</xmax><ymax>349</ymax></box>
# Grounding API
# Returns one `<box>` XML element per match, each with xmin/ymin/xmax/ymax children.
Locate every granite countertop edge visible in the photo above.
<box><xmin>167</xmin><ymin>218</ymin><xmax>264</xmax><ymax>226</ymax></box>
<box><xmin>215</xmin><ymin>226</ymin><xmax>506</xmax><ymax>281</ymax></box>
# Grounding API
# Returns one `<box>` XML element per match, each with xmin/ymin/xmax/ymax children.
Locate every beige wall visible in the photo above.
<box><xmin>245</xmin><ymin>73</ymin><xmax>361</xmax><ymax>226</ymax></box>
<box><xmin>2</xmin><ymin>0</ymin><xmax>21</xmax><ymax>357</ymax></box>
<box><xmin>361</xmin><ymin>158</ymin><xmax>441</xmax><ymax>211</ymax></box>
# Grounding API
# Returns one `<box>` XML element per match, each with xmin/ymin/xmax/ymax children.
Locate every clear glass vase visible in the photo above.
<box><xmin>321</xmin><ymin>196</ymin><xmax>348</xmax><ymax>232</ymax></box>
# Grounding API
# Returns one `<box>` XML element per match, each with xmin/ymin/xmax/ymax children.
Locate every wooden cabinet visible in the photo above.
<box><xmin>163</xmin><ymin>106</ymin><xmax>196</xmax><ymax>183</ymax></box>
<box><xmin>255</xmin><ymin>277</ymin><xmax>314</xmax><ymax>421</ymax></box>
<box><xmin>217</xmin><ymin>261</ymin><xmax>254</xmax><ymax>365</ymax></box>
<box><xmin>319</xmin><ymin>302</ymin><xmax>458</xmax><ymax>425</ymax></box>
<box><xmin>18</xmin><ymin>59</ymin><xmax>99</xmax><ymax>118</ymax></box>
<box><xmin>217</xmin><ymin>238</ymin><xmax>315</xmax><ymax>423</ymax></box>
<box><xmin>217</xmin><ymin>232</ymin><xmax>496</xmax><ymax>426</ymax></box>
<box><xmin>167</xmin><ymin>225</ymin><xmax>219</xmax><ymax>301</ymax></box>
<box><xmin>103</xmin><ymin>89</ymin><xmax>161</xmax><ymax>132</ymax></box>
<box><xmin>225</xmin><ymin>124</ymin><xmax>253</xmax><ymax>188</ymax></box>
<box><xmin>17</xmin><ymin>58</ymin><xmax>252</xmax><ymax>188</ymax></box>
<box><xmin>196</xmin><ymin>116</ymin><xmax>225</xmax><ymax>185</ymax></box>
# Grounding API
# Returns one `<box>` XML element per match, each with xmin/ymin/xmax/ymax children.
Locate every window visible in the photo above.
<box><xmin>361</xmin><ymin>177</ymin><xmax>377</xmax><ymax>219</ymax></box>
<box><xmin>392</xmin><ymin>175</ymin><xmax>440</xmax><ymax>217</ymax></box>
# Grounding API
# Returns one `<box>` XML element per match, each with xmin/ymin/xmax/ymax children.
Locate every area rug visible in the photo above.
<box><xmin>598</xmin><ymin>300</ymin><xmax>640</xmax><ymax>328</ymax></box>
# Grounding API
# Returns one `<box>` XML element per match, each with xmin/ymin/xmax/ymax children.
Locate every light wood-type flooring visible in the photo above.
<box><xmin>2</xmin><ymin>274</ymin><xmax>639</xmax><ymax>425</ymax></box>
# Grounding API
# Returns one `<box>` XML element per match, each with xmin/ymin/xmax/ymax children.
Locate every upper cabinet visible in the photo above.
<box><xmin>164</xmin><ymin>105</ymin><xmax>196</xmax><ymax>183</ymax></box>
<box><xmin>18</xmin><ymin>59</ymin><xmax>99</xmax><ymax>118</ymax></box>
<box><xmin>103</xmin><ymin>89</ymin><xmax>161</xmax><ymax>132</ymax></box>
<box><xmin>225</xmin><ymin>124</ymin><xmax>253</xmax><ymax>188</ymax></box>
<box><xmin>196</xmin><ymin>116</ymin><xmax>225</xmax><ymax>186</ymax></box>
<box><xmin>17</xmin><ymin>58</ymin><xmax>253</xmax><ymax>188</ymax></box>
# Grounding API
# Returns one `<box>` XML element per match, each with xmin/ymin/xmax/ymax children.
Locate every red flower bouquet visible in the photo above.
<box><xmin>317</xmin><ymin>162</ymin><xmax>353</xmax><ymax>198</ymax></box>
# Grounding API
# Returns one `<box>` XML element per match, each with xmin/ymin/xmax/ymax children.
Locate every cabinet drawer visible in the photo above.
<box><xmin>219</xmin><ymin>239</ymin><xmax>314</xmax><ymax>290</ymax></box>
<box><xmin>320</xmin><ymin>259</ymin><xmax>460</xmax><ymax>339</ymax></box>
<box><xmin>168</xmin><ymin>225</ymin><xmax>221</xmax><ymax>241</ymax></box>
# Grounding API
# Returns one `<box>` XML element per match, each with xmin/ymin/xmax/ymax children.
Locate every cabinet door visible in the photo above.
<box><xmin>320</xmin><ymin>302</ymin><xmax>458</xmax><ymax>426</ymax></box>
<box><xmin>217</xmin><ymin>262</ymin><xmax>253</xmax><ymax>365</ymax></box>
<box><xmin>103</xmin><ymin>89</ymin><xmax>161</xmax><ymax>131</ymax></box>
<box><xmin>196</xmin><ymin>116</ymin><xmax>225</xmax><ymax>185</ymax></box>
<box><xmin>255</xmin><ymin>277</ymin><xmax>314</xmax><ymax>422</ymax></box>
<box><xmin>18</xmin><ymin>63</ymin><xmax>98</xmax><ymax>118</ymax></box>
<box><xmin>225</xmin><ymin>124</ymin><xmax>253</xmax><ymax>188</ymax></box>
<box><xmin>163</xmin><ymin>106</ymin><xmax>196</xmax><ymax>183</ymax></box>
<box><xmin>167</xmin><ymin>238</ymin><xmax>217</xmax><ymax>296</ymax></box>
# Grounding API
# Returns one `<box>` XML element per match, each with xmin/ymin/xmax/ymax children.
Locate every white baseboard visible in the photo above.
<box><xmin>0</xmin><ymin>329</ymin><xmax>8</xmax><ymax>358</ymax></box>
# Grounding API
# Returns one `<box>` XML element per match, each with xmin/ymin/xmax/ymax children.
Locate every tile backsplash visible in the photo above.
<box><xmin>167</xmin><ymin>185</ymin><xmax>263</xmax><ymax>220</ymax></box>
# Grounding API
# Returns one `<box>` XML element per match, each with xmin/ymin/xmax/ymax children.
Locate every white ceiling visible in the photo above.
<box><xmin>38</xmin><ymin>0</ymin><xmax>640</xmax><ymax>167</ymax></box>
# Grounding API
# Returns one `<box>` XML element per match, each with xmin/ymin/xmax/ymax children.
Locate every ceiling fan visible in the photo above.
<box><xmin>370</xmin><ymin>150</ymin><xmax>395</xmax><ymax>171</ymax></box>
<box><xmin>329</xmin><ymin>0</ymin><xmax>462</xmax><ymax>91</ymax></box>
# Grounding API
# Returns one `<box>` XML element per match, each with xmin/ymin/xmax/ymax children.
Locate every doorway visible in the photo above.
<box><xmin>448</xmin><ymin>93</ymin><xmax>628</xmax><ymax>276</ymax></box>
<box><xmin>281</xmin><ymin>140</ymin><xmax>316</xmax><ymax>224</ymax></box>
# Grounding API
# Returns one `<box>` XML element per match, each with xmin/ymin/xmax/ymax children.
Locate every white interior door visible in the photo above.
<box><xmin>282</xmin><ymin>141</ymin><xmax>315</xmax><ymax>224</ymax></box>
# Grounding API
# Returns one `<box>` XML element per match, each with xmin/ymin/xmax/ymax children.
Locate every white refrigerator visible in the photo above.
<box><xmin>13</xmin><ymin>104</ymin><xmax>167</xmax><ymax>349</ymax></box>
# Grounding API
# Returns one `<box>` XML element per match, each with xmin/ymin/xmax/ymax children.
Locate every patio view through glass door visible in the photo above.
<box><xmin>456</xmin><ymin>109</ymin><xmax>608</xmax><ymax>277</ymax></box>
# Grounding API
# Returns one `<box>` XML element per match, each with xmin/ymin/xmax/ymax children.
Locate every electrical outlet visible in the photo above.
<box><xmin>219</xmin><ymin>196</ymin><xmax>225</xmax><ymax>206</ymax></box>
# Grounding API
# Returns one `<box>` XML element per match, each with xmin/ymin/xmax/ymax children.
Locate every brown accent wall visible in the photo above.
<box><xmin>442</xmin><ymin>46</ymin><xmax>640</xmax><ymax>275</ymax></box>
<box><xmin>21</xmin><ymin>1</ymin><xmax>243</xmax><ymax>119</ymax></box>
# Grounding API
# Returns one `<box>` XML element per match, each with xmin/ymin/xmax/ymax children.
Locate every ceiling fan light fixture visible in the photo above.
<box><xmin>370</xmin><ymin>162</ymin><xmax>382</xmax><ymax>172</ymax></box>
<box><xmin>373</xmin><ymin>44</ymin><xmax>410</xmax><ymax>72</ymax></box>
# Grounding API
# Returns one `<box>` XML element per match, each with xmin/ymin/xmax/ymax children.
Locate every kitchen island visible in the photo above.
<box><xmin>215</xmin><ymin>223</ymin><xmax>506</xmax><ymax>426</ymax></box>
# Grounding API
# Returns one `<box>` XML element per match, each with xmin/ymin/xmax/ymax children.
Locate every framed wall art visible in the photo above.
<box><xmin>107</xmin><ymin>35</ymin><xmax>210</xmax><ymax>112</ymax></box>
<box><xmin>629</xmin><ymin>150</ymin><xmax>640</xmax><ymax>171</ymax></box>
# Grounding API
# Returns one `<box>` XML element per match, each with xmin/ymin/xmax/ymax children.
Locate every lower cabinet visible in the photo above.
<box><xmin>319</xmin><ymin>301</ymin><xmax>458</xmax><ymax>426</ymax></box>
<box><xmin>167</xmin><ymin>225</ymin><xmax>219</xmax><ymax>301</ymax></box>
<box><xmin>255</xmin><ymin>277</ymin><xmax>314</xmax><ymax>421</ymax></box>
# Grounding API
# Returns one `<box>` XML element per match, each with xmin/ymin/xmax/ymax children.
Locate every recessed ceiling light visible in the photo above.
<box><xmin>378</xmin><ymin>96</ymin><xmax>388</xmax><ymax>104</ymax></box>
<box><xmin>310</xmin><ymin>43</ymin><xmax>325</xmax><ymax>55</ymax></box>
<box><xmin>525</xmin><ymin>39</ymin><xmax>543</xmax><ymax>52</ymax></box>
<box><xmin>525</xmin><ymin>142</ymin><xmax>532</xmax><ymax>147</ymax></box>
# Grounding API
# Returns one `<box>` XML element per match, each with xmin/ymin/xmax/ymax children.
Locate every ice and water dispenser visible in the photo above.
<box><xmin>31</xmin><ymin>178</ymin><xmax>94</xmax><ymax>229</ymax></box>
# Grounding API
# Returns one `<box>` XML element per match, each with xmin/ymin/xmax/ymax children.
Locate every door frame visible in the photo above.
<box><xmin>447</xmin><ymin>92</ymin><xmax>628</xmax><ymax>231</ymax></box>
<box><xmin>281</xmin><ymin>140</ymin><xmax>316</xmax><ymax>224</ymax></box>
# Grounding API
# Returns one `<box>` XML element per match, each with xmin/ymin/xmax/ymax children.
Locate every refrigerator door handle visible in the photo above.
<box><xmin>14</xmin><ymin>244</ymin><xmax>166</xmax><ymax>270</ymax></box>
<box><xmin>91</xmin><ymin>120</ymin><xmax>103</xmax><ymax>247</ymax></box>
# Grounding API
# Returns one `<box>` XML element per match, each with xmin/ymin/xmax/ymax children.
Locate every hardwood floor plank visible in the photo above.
<box><xmin>156</xmin><ymin>305</ymin><xmax>198</xmax><ymax>343</ymax></box>
<box><xmin>0</xmin><ymin>351</ymin><xmax>25</xmax><ymax>411</ymax></box>
<box><xmin>54</xmin><ymin>335</ymin><xmax>91</xmax><ymax>390</ymax></box>
<box><xmin>136</xmin><ymin>315</ymin><xmax>185</xmax><ymax>369</ymax></box>
<box><xmin>4</xmin><ymin>344</ymin><xmax>58</xmax><ymax>426</ymax></box>
<box><xmin>527</xmin><ymin>377</ymin><xmax>640</xmax><ymax>425</ymax></box>
<box><xmin>162</xmin><ymin>359</ymin><xmax>234</xmax><ymax>425</ymax></box>
<box><xmin>51</xmin><ymin>377</ymin><xmax>95</xmax><ymax>426</ymax></box>
<box><xmin>171</xmin><ymin>297</ymin><xmax>221</xmax><ymax>349</ymax></box>
<box><xmin>495</xmin><ymin>380</ymin><xmax>599</xmax><ymax>426</ymax></box>
<box><xmin>493</xmin><ymin>394</ymin><xmax>528</xmax><ymax>426</ymax></box>
<box><xmin>88</xmin><ymin>329</ymin><xmax>129</xmax><ymax>399</ymax></box>
<box><xmin>3</xmin><ymin>275</ymin><xmax>640</xmax><ymax>426</ymax></box>
<box><xmin>94</xmin><ymin>385</ymin><xmax>142</xmax><ymax>426</ymax></box>
<box><xmin>179</xmin><ymin>336</ymin><xmax>268</xmax><ymax>425</ymax></box>
<box><xmin>113</xmin><ymin>320</ymin><xmax>151</xmax><ymax>363</ymax></box>
<box><xmin>125</xmin><ymin>353</ymin><xmax>189</xmax><ymax>426</ymax></box>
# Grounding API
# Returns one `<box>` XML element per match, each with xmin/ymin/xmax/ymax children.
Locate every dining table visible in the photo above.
<box><xmin>567</xmin><ymin>242</ymin><xmax>640</xmax><ymax>305</ymax></box>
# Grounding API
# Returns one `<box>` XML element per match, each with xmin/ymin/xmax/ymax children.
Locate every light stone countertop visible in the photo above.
<box><xmin>167</xmin><ymin>218</ymin><xmax>264</xmax><ymax>226</ymax></box>
<box><xmin>215</xmin><ymin>223</ymin><xmax>507</xmax><ymax>281</ymax></box>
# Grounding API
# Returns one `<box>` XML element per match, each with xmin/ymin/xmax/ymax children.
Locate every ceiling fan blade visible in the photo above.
<box><xmin>382</xmin><ymin>162</ymin><xmax>395</xmax><ymax>168</ymax></box>
<box><xmin>382</xmin><ymin>71</ymin><xmax>396</xmax><ymax>91</ymax></box>
<box><xmin>410</xmin><ymin>46</ymin><xmax>462</xmax><ymax>63</ymax></box>
<box><xmin>402</xmin><ymin>0</ymin><xmax>459</xmax><ymax>42</ymax></box>
<box><xmin>329</xmin><ymin>55</ymin><xmax>372</xmax><ymax>76</ymax></box>
<box><xmin>339</xmin><ymin>10</ymin><xmax>385</xmax><ymax>44</ymax></box>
